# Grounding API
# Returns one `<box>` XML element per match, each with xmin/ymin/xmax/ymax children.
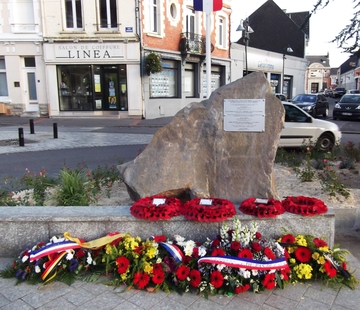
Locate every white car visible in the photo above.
<box><xmin>280</xmin><ymin>102</ymin><xmax>341</xmax><ymax>151</ymax></box>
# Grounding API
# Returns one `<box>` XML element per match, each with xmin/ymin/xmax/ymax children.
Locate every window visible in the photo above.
<box><xmin>150</xmin><ymin>60</ymin><xmax>179</xmax><ymax>98</ymax></box>
<box><xmin>0</xmin><ymin>58</ymin><xmax>9</xmax><ymax>97</ymax></box>
<box><xmin>99</xmin><ymin>0</ymin><xmax>117</xmax><ymax>29</ymax></box>
<box><xmin>185</xmin><ymin>7</ymin><xmax>195</xmax><ymax>38</ymax></box>
<box><xmin>12</xmin><ymin>0</ymin><xmax>36</xmax><ymax>32</ymax></box>
<box><xmin>148</xmin><ymin>0</ymin><xmax>159</xmax><ymax>33</ymax></box>
<box><xmin>218</xmin><ymin>17</ymin><xmax>226</xmax><ymax>47</ymax></box>
<box><xmin>184</xmin><ymin>63</ymin><xmax>197</xmax><ymax>98</ymax></box>
<box><xmin>65</xmin><ymin>0</ymin><xmax>83</xmax><ymax>29</ymax></box>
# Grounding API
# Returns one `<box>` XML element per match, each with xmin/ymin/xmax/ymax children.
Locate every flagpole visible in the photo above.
<box><xmin>206</xmin><ymin>12</ymin><xmax>211</xmax><ymax>99</ymax></box>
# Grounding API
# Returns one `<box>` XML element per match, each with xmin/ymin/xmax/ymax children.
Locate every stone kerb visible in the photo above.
<box><xmin>0</xmin><ymin>206</ymin><xmax>335</xmax><ymax>257</ymax></box>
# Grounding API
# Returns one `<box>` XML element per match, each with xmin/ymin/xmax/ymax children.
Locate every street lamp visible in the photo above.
<box><xmin>236</xmin><ymin>18</ymin><xmax>254</xmax><ymax>76</ymax></box>
<box><xmin>282</xmin><ymin>47</ymin><xmax>293</xmax><ymax>94</ymax></box>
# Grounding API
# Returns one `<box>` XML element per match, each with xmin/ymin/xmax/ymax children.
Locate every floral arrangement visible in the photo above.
<box><xmin>182</xmin><ymin>198</ymin><xmax>236</xmax><ymax>222</ymax></box>
<box><xmin>130</xmin><ymin>196</ymin><xmax>183</xmax><ymax>220</ymax></box>
<box><xmin>144</xmin><ymin>52</ymin><xmax>162</xmax><ymax>75</ymax></box>
<box><xmin>1</xmin><ymin>218</ymin><xmax>358</xmax><ymax>295</ymax></box>
<box><xmin>281</xmin><ymin>196</ymin><xmax>328</xmax><ymax>216</ymax></box>
<box><xmin>279</xmin><ymin>233</ymin><xmax>357</xmax><ymax>289</ymax></box>
<box><xmin>239</xmin><ymin>198</ymin><xmax>285</xmax><ymax>218</ymax></box>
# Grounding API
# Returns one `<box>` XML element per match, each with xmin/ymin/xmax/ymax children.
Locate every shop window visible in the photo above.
<box><xmin>65</xmin><ymin>0</ymin><xmax>83</xmax><ymax>29</ymax></box>
<box><xmin>58</xmin><ymin>65</ymin><xmax>93</xmax><ymax>111</ymax></box>
<box><xmin>0</xmin><ymin>58</ymin><xmax>9</xmax><ymax>97</ymax></box>
<box><xmin>99</xmin><ymin>0</ymin><xmax>117</xmax><ymax>29</ymax></box>
<box><xmin>150</xmin><ymin>60</ymin><xmax>179</xmax><ymax>98</ymax></box>
<box><xmin>202</xmin><ymin>66</ymin><xmax>224</xmax><ymax>98</ymax></box>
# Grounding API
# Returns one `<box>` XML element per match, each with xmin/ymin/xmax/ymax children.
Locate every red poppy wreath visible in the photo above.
<box><xmin>130</xmin><ymin>196</ymin><xmax>183</xmax><ymax>220</ymax></box>
<box><xmin>239</xmin><ymin>198</ymin><xmax>285</xmax><ymax>218</ymax></box>
<box><xmin>182</xmin><ymin>198</ymin><xmax>236</xmax><ymax>222</ymax></box>
<box><xmin>281</xmin><ymin>196</ymin><xmax>328</xmax><ymax>216</ymax></box>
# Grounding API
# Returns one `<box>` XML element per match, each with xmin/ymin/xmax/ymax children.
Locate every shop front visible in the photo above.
<box><xmin>44</xmin><ymin>42</ymin><xmax>142</xmax><ymax>118</ymax></box>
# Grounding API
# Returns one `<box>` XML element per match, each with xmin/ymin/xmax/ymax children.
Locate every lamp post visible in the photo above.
<box><xmin>236</xmin><ymin>18</ymin><xmax>254</xmax><ymax>76</ymax></box>
<box><xmin>282</xmin><ymin>47</ymin><xmax>293</xmax><ymax>94</ymax></box>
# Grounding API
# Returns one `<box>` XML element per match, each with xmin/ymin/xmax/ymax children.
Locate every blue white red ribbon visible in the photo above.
<box><xmin>158</xmin><ymin>242</ymin><xmax>185</xmax><ymax>262</ymax></box>
<box><xmin>29</xmin><ymin>241</ymin><xmax>81</xmax><ymax>262</ymax></box>
<box><xmin>198</xmin><ymin>256</ymin><xmax>288</xmax><ymax>271</ymax></box>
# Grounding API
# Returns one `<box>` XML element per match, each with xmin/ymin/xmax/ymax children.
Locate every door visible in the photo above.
<box><xmin>103</xmin><ymin>66</ymin><xmax>119</xmax><ymax>110</ymax></box>
<box><xmin>23</xmin><ymin>57</ymin><xmax>38</xmax><ymax>112</ymax></box>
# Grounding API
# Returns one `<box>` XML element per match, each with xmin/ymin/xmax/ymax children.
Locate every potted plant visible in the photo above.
<box><xmin>144</xmin><ymin>52</ymin><xmax>163</xmax><ymax>75</ymax></box>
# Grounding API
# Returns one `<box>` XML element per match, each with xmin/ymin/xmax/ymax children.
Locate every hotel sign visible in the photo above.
<box><xmin>54</xmin><ymin>43</ymin><xmax>124</xmax><ymax>60</ymax></box>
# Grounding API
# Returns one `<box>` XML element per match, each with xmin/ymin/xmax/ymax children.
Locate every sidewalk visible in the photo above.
<box><xmin>1</xmin><ymin>115</ymin><xmax>360</xmax><ymax>309</ymax></box>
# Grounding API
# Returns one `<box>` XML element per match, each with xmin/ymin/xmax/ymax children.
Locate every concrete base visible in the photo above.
<box><xmin>0</xmin><ymin>206</ymin><xmax>339</xmax><ymax>257</ymax></box>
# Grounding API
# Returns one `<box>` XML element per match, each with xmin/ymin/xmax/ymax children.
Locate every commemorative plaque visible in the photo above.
<box><xmin>224</xmin><ymin>99</ymin><xmax>265</xmax><ymax>132</ymax></box>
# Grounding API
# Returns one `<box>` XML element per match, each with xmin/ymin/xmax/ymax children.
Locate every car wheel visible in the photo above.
<box><xmin>311</xmin><ymin>109</ymin><xmax>317</xmax><ymax>117</ymax></box>
<box><xmin>316</xmin><ymin>133</ymin><xmax>334</xmax><ymax>151</ymax></box>
<box><xmin>323</xmin><ymin>108</ymin><xmax>329</xmax><ymax>117</ymax></box>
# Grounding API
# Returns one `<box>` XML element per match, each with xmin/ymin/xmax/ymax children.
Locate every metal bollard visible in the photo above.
<box><xmin>53</xmin><ymin>123</ymin><xmax>58</xmax><ymax>139</ymax></box>
<box><xmin>29</xmin><ymin>119</ymin><xmax>35</xmax><ymax>134</ymax></box>
<box><xmin>18</xmin><ymin>128</ymin><xmax>25</xmax><ymax>146</ymax></box>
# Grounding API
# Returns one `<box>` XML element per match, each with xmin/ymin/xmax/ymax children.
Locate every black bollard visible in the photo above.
<box><xmin>18</xmin><ymin>128</ymin><xmax>24</xmax><ymax>146</ymax></box>
<box><xmin>29</xmin><ymin>119</ymin><xmax>35</xmax><ymax>134</ymax></box>
<box><xmin>53</xmin><ymin>123</ymin><xmax>58</xmax><ymax>139</ymax></box>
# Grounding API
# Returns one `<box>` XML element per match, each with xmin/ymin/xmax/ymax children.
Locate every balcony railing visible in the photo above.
<box><xmin>179</xmin><ymin>32</ymin><xmax>214</xmax><ymax>55</ymax></box>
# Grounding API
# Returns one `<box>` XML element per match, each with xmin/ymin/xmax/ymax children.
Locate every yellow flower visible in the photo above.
<box><xmin>317</xmin><ymin>256</ymin><xmax>326</xmax><ymax>265</ymax></box>
<box><xmin>319</xmin><ymin>246</ymin><xmax>330</xmax><ymax>253</ymax></box>
<box><xmin>146</xmin><ymin>246</ymin><xmax>157</xmax><ymax>259</ymax></box>
<box><xmin>121</xmin><ymin>273</ymin><xmax>128</xmax><ymax>281</ymax></box>
<box><xmin>287</xmin><ymin>247</ymin><xmax>294</xmax><ymax>254</ymax></box>
<box><xmin>144</xmin><ymin>262</ymin><xmax>153</xmax><ymax>274</ymax></box>
<box><xmin>105</xmin><ymin>244</ymin><xmax>112</xmax><ymax>255</ymax></box>
<box><xmin>294</xmin><ymin>263</ymin><xmax>313</xmax><ymax>280</ymax></box>
<box><xmin>290</xmin><ymin>258</ymin><xmax>296</xmax><ymax>264</ymax></box>
<box><xmin>312</xmin><ymin>252</ymin><xmax>320</xmax><ymax>260</ymax></box>
<box><xmin>295</xmin><ymin>235</ymin><xmax>307</xmax><ymax>246</ymax></box>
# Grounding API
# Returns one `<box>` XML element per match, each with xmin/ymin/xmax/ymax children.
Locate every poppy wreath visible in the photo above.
<box><xmin>239</xmin><ymin>198</ymin><xmax>285</xmax><ymax>218</ymax></box>
<box><xmin>182</xmin><ymin>198</ymin><xmax>236</xmax><ymax>222</ymax></box>
<box><xmin>281</xmin><ymin>196</ymin><xmax>328</xmax><ymax>216</ymax></box>
<box><xmin>130</xmin><ymin>196</ymin><xmax>183</xmax><ymax>220</ymax></box>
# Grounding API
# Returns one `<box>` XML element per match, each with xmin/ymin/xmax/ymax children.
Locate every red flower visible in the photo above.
<box><xmin>75</xmin><ymin>249</ymin><xmax>85</xmax><ymax>258</ymax></box>
<box><xmin>134</xmin><ymin>245</ymin><xmax>144</xmax><ymax>255</ymax></box>
<box><xmin>262</xmin><ymin>273</ymin><xmax>276</xmax><ymax>289</ymax></box>
<box><xmin>264</xmin><ymin>247</ymin><xmax>276</xmax><ymax>260</ymax></box>
<box><xmin>230</xmin><ymin>241</ymin><xmax>241</xmax><ymax>251</ymax></box>
<box><xmin>116</xmin><ymin>256</ymin><xmax>130</xmax><ymax>274</ymax></box>
<box><xmin>153</xmin><ymin>235</ymin><xmax>167</xmax><ymax>243</ymax></box>
<box><xmin>238</xmin><ymin>248</ymin><xmax>253</xmax><ymax>259</ymax></box>
<box><xmin>324</xmin><ymin>261</ymin><xmax>337</xmax><ymax>278</ymax></box>
<box><xmin>255</xmin><ymin>232</ymin><xmax>262</xmax><ymax>239</ymax></box>
<box><xmin>342</xmin><ymin>261</ymin><xmax>347</xmax><ymax>270</ymax></box>
<box><xmin>133</xmin><ymin>271</ymin><xmax>150</xmax><ymax>289</ymax></box>
<box><xmin>108</xmin><ymin>232</ymin><xmax>122</xmax><ymax>246</ymax></box>
<box><xmin>313</xmin><ymin>238</ymin><xmax>328</xmax><ymax>248</ymax></box>
<box><xmin>281</xmin><ymin>234</ymin><xmax>296</xmax><ymax>244</ymax></box>
<box><xmin>192</xmin><ymin>247</ymin><xmax>199</xmax><ymax>258</ymax></box>
<box><xmin>281</xmin><ymin>268</ymin><xmax>290</xmax><ymax>281</ymax></box>
<box><xmin>212</xmin><ymin>239</ymin><xmax>220</xmax><ymax>247</ymax></box>
<box><xmin>152</xmin><ymin>270</ymin><xmax>165</xmax><ymax>285</ymax></box>
<box><xmin>295</xmin><ymin>246</ymin><xmax>312</xmax><ymax>263</ymax></box>
<box><xmin>234</xmin><ymin>284</ymin><xmax>250</xmax><ymax>294</ymax></box>
<box><xmin>153</xmin><ymin>263</ymin><xmax>163</xmax><ymax>272</ymax></box>
<box><xmin>210</xmin><ymin>270</ymin><xmax>224</xmax><ymax>289</ymax></box>
<box><xmin>252</xmin><ymin>242</ymin><xmax>262</xmax><ymax>252</ymax></box>
<box><xmin>211</xmin><ymin>248</ymin><xmax>225</xmax><ymax>256</ymax></box>
<box><xmin>189</xmin><ymin>269</ymin><xmax>201</xmax><ymax>287</ymax></box>
<box><xmin>176</xmin><ymin>265</ymin><xmax>190</xmax><ymax>281</ymax></box>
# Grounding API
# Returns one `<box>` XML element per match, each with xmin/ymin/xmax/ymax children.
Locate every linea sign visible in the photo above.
<box><xmin>193</xmin><ymin>0</ymin><xmax>222</xmax><ymax>13</ymax></box>
<box><xmin>54</xmin><ymin>43</ymin><xmax>124</xmax><ymax>60</ymax></box>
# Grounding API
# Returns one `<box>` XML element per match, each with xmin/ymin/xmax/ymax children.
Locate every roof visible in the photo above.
<box><xmin>235</xmin><ymin>0</ymin><xmax>306</xmax><ymax>58</ymax></box>
<box><xmin>306</xmin><ymin>55</ymin><xmax>330</xmax><ymax>67</ymax></box>
<box><xmin>286</xmin><ymin>11</ymin><xmax>310</xmax><ymax>40</ymax></box>
<box><xmin>339</xmin><ymin>54</ymin><xmax>358</xmax><ymax>73</ymax></box>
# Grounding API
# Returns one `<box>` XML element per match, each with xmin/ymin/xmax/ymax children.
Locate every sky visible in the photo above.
<box><xmin>230</xmin><ymin>0</ymin><xmax>356</xmax><ymax>67</ymax></box>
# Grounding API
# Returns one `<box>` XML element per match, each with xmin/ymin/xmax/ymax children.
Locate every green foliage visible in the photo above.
<box><xmin>144</xmin><ymin>52</ymin><xmax>162</xmax><ymax>75</ymax></box>
<box><xmin>342</xmin><ymin>141</ymin><xmax>360</xmax><ymax>162</ymax></box>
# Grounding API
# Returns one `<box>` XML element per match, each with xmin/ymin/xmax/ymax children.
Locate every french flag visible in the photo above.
<box><xmin>194</xmin><ymin>0</ymin><xmax>223</xmax><ymax>12</ymax></box>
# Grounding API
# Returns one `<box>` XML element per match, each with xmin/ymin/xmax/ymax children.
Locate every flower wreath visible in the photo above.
<box><xmin>281</xmin><ymin>196</ymin><xmax>328</xmax><ymax>216</ymax></box>
<box><xmin>130</xmin><ymin>196</ymin><xmax>183</xmax><ymax>220</ymax></box>
<box><xmin>239</xmin><ymin>198</ymin><xmax>285</xmax><ymax>218</ymax></box>
<box><xmin>182</xmin><ymin>198</ymin><xmax>236</xmax><ymax>222</ymax></box>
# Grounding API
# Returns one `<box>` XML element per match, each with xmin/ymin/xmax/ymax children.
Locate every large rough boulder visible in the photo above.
<box><xmin>118</xmin><ymin>72</ymin><xmax>284</xmax><ymax>203</ymax></box>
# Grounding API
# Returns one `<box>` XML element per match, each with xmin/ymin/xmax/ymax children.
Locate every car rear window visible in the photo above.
<box><xmin>340</xmin><ymin>95</ymin><xmax>360</xmax><ymax>103</ymax></box>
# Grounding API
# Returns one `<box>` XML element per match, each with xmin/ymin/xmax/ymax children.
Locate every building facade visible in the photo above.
<box><xmin>140</xmin><ymin>0</ymin><xmax>232</xmax><ymax>119</ymax></box>
<box><xmin>0</xmin><ymin>0</ymin><xmax>48</xmax><ymax>116</ymax></box>
<box><xmin>305</xmin><ymin>55</ymin><xmax>330</xmax><ymax>93</ymax></box>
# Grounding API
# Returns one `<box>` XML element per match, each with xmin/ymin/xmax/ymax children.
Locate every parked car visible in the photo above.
<box><xmin>275</xmin><ymin>93</ymin><xmax>287</xmax><ymax>101</ymax></box>
<box><xmin>324</xmin><ymin>89</ymin><xmax>333</xmax><ymax>97</ymax></box>
<box><xmin>290</xmin><ymin>93</ymin><xmax>329</xmax><ymax>117</ymax></box>
<box><xmin>346</xmin><ymin>89</ymin><xmax>360</xmax><ymax>94</ymax></box>
<box><xmin>281</xmin><ymin>102</ymin><xmax>341</xmax><ymax>151</ymax></box>
<box><xmin>332</xmin><ymin>87</ymin><xmax>346</xmax><ymax>98</ymax></box>
<box><xmin>332</xmin><ymin>94</ymin><xmax>360</xmax><ymax>120</ymax></box>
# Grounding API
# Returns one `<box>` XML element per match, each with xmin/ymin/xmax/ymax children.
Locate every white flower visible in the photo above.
<box><xmin>174</xmin><ymin>235</ymin><xmax>185</xmax><ymax>243</ymax></box>
<box><xmin>21</xmin><ymin>255</ymin><xmax>29</xmax><ymax>263</ymax></box>
<box><xmin>251</xmin><ymin>270</ymin><xmax>258</xmax><ymax>276</ymax></box>
<box><xmin>86</xmin><ymin>253</ymin><xmax>93</xmax><ymax>265</ymax></box>
<box><xmin>198</xmin><ymin>246</ymin><xmax>207</xmax><ymax>257</ymax></box>
<box><xmin>35</xmin><ymin>265</ymin><xmax>41</xmax><ymax>273</ymax></box>
<box><xmin>216</xmin><ymin>264</ymin><xmax>226</xmax><ymax>272</ymax></box>
<box><xmin>242</xmin><ymin>270</ymin><xmax>251</xmax><ymax>279</ymax></box>
<box><xmin>65</xmin><ymin>250</ymin><xmax>74</xmax><ymax>260</ymax></box>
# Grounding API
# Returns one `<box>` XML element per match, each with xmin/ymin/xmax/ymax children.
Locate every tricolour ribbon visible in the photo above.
<box><xmin>198</xmin><ymin>256</ymin><xmax>288</xmax><ymax>271</ymax></box>
<box><xmin>158</xmin><ymin>242</ymin><xmax>185</xmax><ymax>262</ymax></box>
